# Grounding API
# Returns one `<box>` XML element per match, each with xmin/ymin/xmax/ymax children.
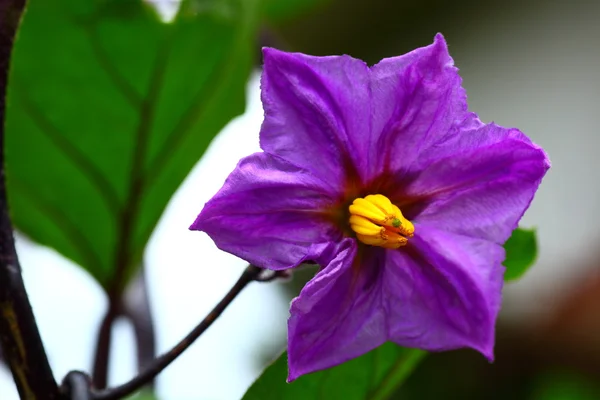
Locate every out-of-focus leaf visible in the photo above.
<box><xmin>262</xmin><ymin>0</ymin><xmax>329</xmax><ymax>21</ymax></box>
<box><xmin>531</xmin><ymin>370</ymin><xmax>600</xmax><ymax>400</ymax></box>
<box><xmin>6</xmin><ymin>0</ymin><xmax>259</xmax><ymax>291</ymax></box>
<box><xmin>503</xmin><ymin>227</ymin><xmax>538</xmax><ymax>281</ymax></box>
<box><xmin>243</xmin><ymin>343</ymin><xmax>426</xmax><ymax>400</ymax></box>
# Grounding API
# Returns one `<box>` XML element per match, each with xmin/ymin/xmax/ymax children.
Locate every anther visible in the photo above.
<box><xmin>349</xmin><ymin>194</ymin><xmax>414</xmax><ymax>249</ymax></box>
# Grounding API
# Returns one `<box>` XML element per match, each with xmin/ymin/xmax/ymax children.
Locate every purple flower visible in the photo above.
<box><xmin>191</xmin><ymin>34</ymin><xmax>549</xmax><ymax>381</ymax></box>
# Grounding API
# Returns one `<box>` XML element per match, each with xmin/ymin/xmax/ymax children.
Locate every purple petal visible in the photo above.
<box><xmin>402</xmin><ymin>124</ymin><xmax>550</xmax><ymax>244</ymax></box>
<box><xmin>287</xmin><ymin>223</ymin><xmax>504</xmax><ymax>380</ymax></box>
<box><xmin>385</xmin><ymin>225</ymin><xmax>504</xmax><ymax>358</ymax></box>
<box><xmin>287</xmin><ymin>239</ymin><xmax>387</xmax><ymax>381</ymax></box>
<box><xmin>260</xmin><ymin>47</ymin><xmax>371</xmax><ymax>186</ymax></box>
<box><xmin>190</xmin><ymin>152</ymin><xmax>342</xmax><ymax>270</ymax></box>
<box><xmin>369</xmin><ymin>33</ymin><xmax>480</xmax><ymax>177</ymax></box>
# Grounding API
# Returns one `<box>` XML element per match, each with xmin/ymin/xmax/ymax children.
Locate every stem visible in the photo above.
<box><xmin>91</xmin><ymin>265</ymin><xmax>262</xmax><ymax>400</ymax></box>
<box><xmin>91</xmin><ymin>303</ymin><xmax>120</xmax><ymax>389</ymax></box>
<box><xmin>0</xmin><ymin>1</ymin><xmax>60</xmax><ymax>398</ymax></box>
<box><xmin>93</xmin><ymin>265</ymin><xmax>156</xmax><ymax>390</ymax></box>
<box><xmin>123</xmin><ymin>265</ymin><xmax>156</xmax><ymax>385</ymax></box>
<box><xmin>61</xmin><ymin>371</ymin><xmax>92</xmax><ymax>400</ymax></box>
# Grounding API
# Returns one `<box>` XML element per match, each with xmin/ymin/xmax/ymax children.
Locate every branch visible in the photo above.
<box><xmin>91</xmin><ymin>303</ymin><xmax>120</xmax><ymax>389</ymax></box>
<box><xmin>0</xmin><ymin>0</ymin><xmax>60</xmax><ymax>398</ymax></box>
<box><xmin>91</xmin><ymin>265</ymin><xmax>263</xmax><ymax>400</ymax></box>
<box><xmin>61</xmin><ymin>371</ymin><xmax>92</xmax><ymax>400</ymax></box>
<box><xmin>93</xmin><ymin>263</ymin><xmax>157</xmax><ymax>390</ymax></box>
<box><xmin>123</xmin><ymin>264</ymin><xmax>156</xmax><ymax>386</ymax></box>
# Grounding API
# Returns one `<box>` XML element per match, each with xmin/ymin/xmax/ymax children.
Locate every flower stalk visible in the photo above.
<box><xmin>90</xmin><ymin>265</ymin><xmax>263</xmax><ymax>400</ymax></box>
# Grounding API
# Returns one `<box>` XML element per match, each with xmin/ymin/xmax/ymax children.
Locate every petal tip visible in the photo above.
<box><xmin>261</xmin><ymin>46</ymin><xmax>306</xmax><ymax>68</ymax></box>
<box><xmin>474</xmin><ymin>330</ymin><xmax>496</xmax><ymax>362</ymax></box>
<box><xmin>286</xmin><ymin>349</ymin><xmax>303</xmax><ymax>382</ymax></box>
<box><xmin>433</xmin><ymin>32</ymin><xmax>447</xmax><ymax>45</ymax></box>
<box><xmin>286</xmin><ymin>369</ymin><xmax>299</xmax><ymax>383</ymax></box>
<box><xmin>432</xmin><ymin>32</ymin><xmax>453</xmax><ymax>67</ymax></box>
<box><xmin>482</xmin><ymin>347</ymin><xmax>495</xmax><ymax>363</ymax></box>
<box><xmin>261</xmin><ymin>46</ymin><xmax>279</xmax><ymax>60</ymax></box>
<box><xmin>189</xmin><ymin>212</ymin><xmax>206</xmax><ymax>232</ymax></box>
<box><xmin>261</xmin><ymin>47</ymin><xmax>294</xmax><ymax>71</ymax></box>
<box><xmin>541</xmin><ymin>148</ymin><xmax>552</xmax><ymax>170</ymax></box>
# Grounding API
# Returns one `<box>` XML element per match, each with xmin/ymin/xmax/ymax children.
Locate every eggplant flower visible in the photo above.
<box><xmin>191</xmin><ymin>34</ymin><xmax>549</xmax><ymax>381</ymax></box>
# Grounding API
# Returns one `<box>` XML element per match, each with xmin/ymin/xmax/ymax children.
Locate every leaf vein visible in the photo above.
<box><xmin>144</xmin><ymin>28</ymin><xmax>245</xmax><ymax>179</ymax></box>
<box><xmin>110</xmin><ymin>30</ymin><xmax>172</xmax><ymax>292</ymax></box>
<box><xmin>84</xmin><ymin>22</ymin><xmax>144</xmax><ymax>110</ymax></box>
<box><xmin>18</xmin><ymin>93</ymin><xmax>122</xmax><ymax>216</ymax></box>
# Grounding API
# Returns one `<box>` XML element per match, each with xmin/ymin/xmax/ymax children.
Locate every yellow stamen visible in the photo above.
<box><xmin>349</xmin><ymin>194</ymin><xmax>414</xmax><ymax>249</ymax></box>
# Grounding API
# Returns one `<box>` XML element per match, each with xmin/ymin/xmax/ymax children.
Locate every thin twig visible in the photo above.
<box><xmin>91</xmin><ymin>265</ymin><xmax>263</xmax><ymax>400</ymax></box>
<box><xmin>0</xmin><ymin>0</ymin><xmax>61</xmax><ymax>398</ymax></box>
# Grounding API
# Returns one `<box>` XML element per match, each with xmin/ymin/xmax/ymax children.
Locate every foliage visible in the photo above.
<box><xmin>503</xmin><ymin>227</ymin><xmax>538</xmax><ymax>281</ymax></box>
<box><xmin>5</xmin><ymin>0</ymin><xmax>259</xmax><ymax>291</ymax></box>
<box><xmin>244</xmin><ymin>343</ymin><xmax>426</xmax><ymax>400</ymax></box>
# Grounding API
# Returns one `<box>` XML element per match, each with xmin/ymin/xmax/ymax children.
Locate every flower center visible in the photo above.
<box><xmin>348</xmin><ymin>194</ymin><xmax>414</xmax><ymax>249</ymax></box>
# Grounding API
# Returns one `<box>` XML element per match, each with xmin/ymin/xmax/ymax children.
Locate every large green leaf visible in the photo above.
<box><xmin>243</xmin><ymin>343</ymin><xmax>426</xmax><ymax>400</ymax></box>
<box><xmin>503</xmin><ymin>227</ymin><xmax>538</xmax><ymax>281</ymax></box>
<box><xmin>5</xmin><ymin>0</ymin><xmax>259</xmax><ymax>290</ymax></box>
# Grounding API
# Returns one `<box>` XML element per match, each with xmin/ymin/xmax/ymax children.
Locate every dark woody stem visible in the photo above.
<box><xmin>0</xmin><ymin>0</ymin><xmax>61</xmax><ymax>398</ymax></box>
<box><xmin>90</xmin><ymin>265</ymin><xmax>264</xmax><ymax>400</ymax></box>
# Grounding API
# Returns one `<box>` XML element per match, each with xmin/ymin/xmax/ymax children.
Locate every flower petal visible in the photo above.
<box><xmin>401</xmin><ymin>124</ymin><xmax>550</xmax><ymax>244</ymax></box>
<box><xmin>190</xmin><ymin>152</ymin><xmax>342</xmax><ymax>270</ymax></box>
<box><xmin>287</xmin><ymin>239</ymin><xmax>388</xmax><ymax>381</ymax></box>
<box><xmin>385</xmin><ymin>225</ymin><xmax>504</xmax><ymax>358</ymax></box>
<box><xmin>260</xmin><ymin>47</ymin><xmax>371</xmax><ymax>186</ymax></box>
<box><xmin>369</xmin><ymin>33</ymin><xmax>480</xmax><ymax>177</ymax></box>
<box><xmin>287</xmin><ymin>223</ymin><xmax>504</xmax><ymax>380</ymax></box>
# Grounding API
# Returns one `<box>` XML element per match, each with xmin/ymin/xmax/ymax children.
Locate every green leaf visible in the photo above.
<box><xmin>262</xmin><ymin>0</ymin><xmax>329</xmax><ymax>21</ymax></box>
<box><xmin>503</xmin><ymin>227</ymin><xmax>538</xmax><ymax>281</ymax></box>
<box><xmin>243</xmin><ymin>344</ymin><xmax>426</xmax><ymax>400</ymax></box>
<box><xmin>6</xmin><ymin>0</ymin><xmax>259</xmax><ymax>290</ymax></box>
